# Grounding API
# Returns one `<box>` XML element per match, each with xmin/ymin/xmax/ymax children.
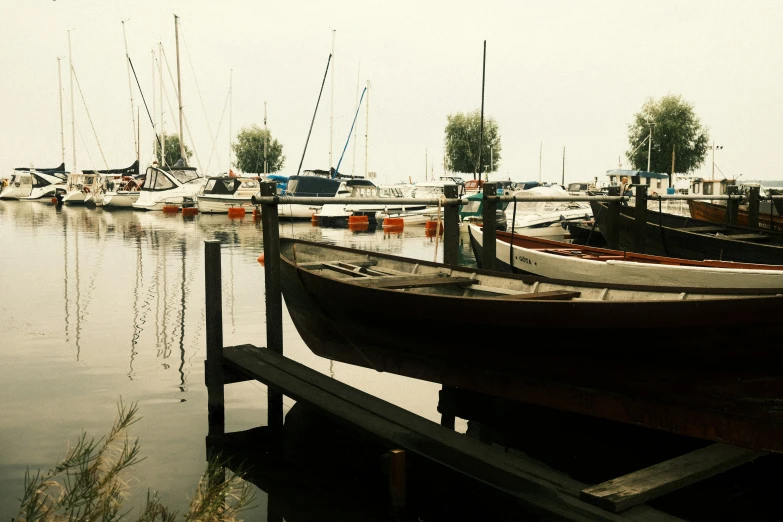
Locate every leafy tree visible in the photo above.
<box><xmin>153</xmin><ymin>133</ymin><xmax>193</xmax><ymax>166</ymax></box>
<box><xmin>232</xmin><ymin>125</ymin><xmax>285</xmax><ymax>174</ymax></box>
<box><xmin>444</xmin><ymin>110</ymin><xmax>501</xmax><ymax>180</ymax></box>
<box><xmin>626</xmin><ymin>94</ymin><xmax>709</xmax><ymax>175</ymax></box>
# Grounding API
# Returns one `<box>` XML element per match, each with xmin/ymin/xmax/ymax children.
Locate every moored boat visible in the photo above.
<box><xmin>468</xmin><ymin>224</ymin><xmax>783</xmax><ymax>288</ymax></box>
<box><xmin>195</xmin><ymin>175</ymin><xmax>260</xmax><ymax>214</ymax></box>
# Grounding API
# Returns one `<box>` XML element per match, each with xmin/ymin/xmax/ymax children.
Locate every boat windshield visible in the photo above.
<box><xmin>169</xmin><ymin>168</ymin><xmax>202</xmax><ymax>184</ymax></box>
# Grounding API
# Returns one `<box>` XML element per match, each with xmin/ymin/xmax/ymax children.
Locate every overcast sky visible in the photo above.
<box><xmin>3</xmin><ymin>1</ymin><xmax>782</xmax><ymax>185</ymax></box>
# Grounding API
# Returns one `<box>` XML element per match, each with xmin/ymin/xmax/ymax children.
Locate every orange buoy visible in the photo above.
<box><xmin>162</xmin><ymin>204</ymin><xmax>180</xmax><ymax>213</ymax></box>
<box><xmin>51</xmin><ymin>197</ymin><xmax>58</xmax><ymax>203</ymax></box>
<box><xmin>348</xmin><ymin>215</ymin><xmax>369</xmax><ymax>225</ymax></box>
<box><xmin>424</xmin><ymin>220</ymin><xmax>443</xmax><ymax>235</ymax></box>
<box><xmin>227</xmin><ymin>207</ymin><xmax>246</xmax><ymax>218</ymax></box>
<box><xmin>257</xmin><ymin>253</ymin><xmax>265</xmax><ymax>266</ymax></box>
<box><xmin>311</xmin><ymin>213</ymin><xmax>320</xmax><ymax>225</ymax></box>
<box><xmin>182</xmin><ymin>207</ymin><xmax>199</xmax><ymax>217</ymax></box>
<box><xmin>383</xmin><ymin>217</ymin><xmax>404</xmax><ymax>228</ymax></box>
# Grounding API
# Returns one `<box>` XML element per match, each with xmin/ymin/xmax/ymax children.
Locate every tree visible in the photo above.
<box><xmin>153</xmin><ymin>133</ymin><xmax>193</xmax><ymax>166</ymax></box>
<box><xmin>626</xmin><ymin>94</ymin><xmax>709</xmax><ymax>175</ymax></box>
<box><xmin>232</xmin><ymin>125</ymin><xmax>285</xmax><ymax>174</ymax></box>
<box><xmin>444</xmin><ymin>110</ymin><xmax>501</xmax><ymax>180</ymax></box>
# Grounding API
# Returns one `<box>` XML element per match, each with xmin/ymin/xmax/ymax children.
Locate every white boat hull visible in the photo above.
<box><xmin>196</xmin><ymin>196</ymin><xmax>255</xmax><ymax>214</ymax></box>
<box><xmin>470</xmin><ymin>225</ymin><xmax>783</xmax><ymax>289</ymax></box>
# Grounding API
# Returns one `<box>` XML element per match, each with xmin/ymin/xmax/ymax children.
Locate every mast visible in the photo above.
<box><xmin>364</xmin><ymin>80</ymin><xmax>370</xmax><ymax>179</ymax></box>
<box><xmin>561</xmin><ymin>146</ymin><xmax>565</xmax><ymax>186</ymax></box>
<box><xmin>264</xmin><ymin>101</ymin><xmax>268</xmax><ymax>175</ymax></box>
<box><xmin>174</xmin><ymin>15</ymin><xmax>185</xmax><ymax>164</ymax></box>
<box><xmin>478</xmin><ymin>40</ymin><xmax>486</xmax><ymax>181</ymax></box>
<box><xmin>151</xmin><ymin>49</ymin><xmax>156</xmax><ymax>162</ymax></box>
<box><xmin>57</xmin><ymin>57</ymin><xmax>65</xmax><ymax>168</ymax></box>
<box><xmin>68</xmin><ymin>30</ymin><xmax>76</xmax><ymax>172</ymax></box>
<box><xmin>329</xmin><ymin>29</ymin><xmax>336</xmax><ymax>171</ymax></box>
<box><xmin>539</xmin><ymin>141</ymin><xmax>542</xmax><ymax>183</ymax></box>
<box><xmin>229</xmin><ymin>69</ymin><xmax>233</xmax><ymax>173</ymax></box>
<box><xmin>159</xmin><ymin>42</ymin><xmax>165</xmax><ymax>166</ymax></box>
<box><xmin>352</xmin><ymin>62</ymin><xmax>360</xmax><ymax>176</ymax></box>
<box><xmin>122</xmin><ymin>20</ymin><xmax>139</xmax><ymax>161</ymax></box>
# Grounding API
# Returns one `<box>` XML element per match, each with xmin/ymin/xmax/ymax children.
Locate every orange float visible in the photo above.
<box><xmin>227</xmin><ymin>207</ymin><xmax>246</xmax><ymax>218</ymax></box>
<box><xmin>182</xmin><ymin>207</ymin><xmax>199</xmax><ymax>217</ymax></box>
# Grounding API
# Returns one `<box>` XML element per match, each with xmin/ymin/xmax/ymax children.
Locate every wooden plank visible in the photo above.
<box><xmin>681</xmin><ymin>226</ymin><xmax>727</xmax><ymax>233</ymax></box>
<box><xmin>580</xmin><ymin>442</ymin><xmax>765</xmax><ymax>513</ymax></box>
<box><xmin>222</xmin><ymin>345</ymin><xmax>650</xmax><ymax>522</ymax></box>
<box><xmin>724</xmin><ymin>233</ymin><xmax>771</xmax><ymax>241</ymax></box>
<box><xmin>297</xmin><ymin>259</ymin><xmax>378</xmax><ymax>269</ymax></box>
<box><xmin>350</xmin><ymin>275</ymin><xmax>475</xmax><ymax>289</ymax></box>
<box><xmin>490</xmin><ymin>290</ymin><xmax>581</xmax><ymax>301</ymax></box>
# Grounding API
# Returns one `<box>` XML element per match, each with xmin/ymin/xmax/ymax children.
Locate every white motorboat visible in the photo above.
<box><xmin>61</xmin><ymin>171</ymin><xmax>101</xmax><ymax>206</ymax></box>
<box><xmin>196</xmin><ymin>175</ymin><xmax>260</xmax><ymax>214</ymax></box>
<box><xmin>505</xmin><ymin>185</ymin><xmax>593</xmax><ymax>241</ymax></box>
<box><xmin>132</xmin><ymin>160</ymin><xmax>206</xmax><ymax>211</ymax></box>
<box><xmin>1</xmin><ymin>163</ymin><xmax>68</xmax><ymax>200</ymax></box>
<box><xmin>92</xmin><ymin>161</ymin><xmax>143</xmax><ymax>209</ymax></box>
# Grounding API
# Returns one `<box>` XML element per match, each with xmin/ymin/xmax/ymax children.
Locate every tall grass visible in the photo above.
<box><xmin>14</xmin><ymin>400</ymin><xmax>255</xmax><ymax>521</ymax></box>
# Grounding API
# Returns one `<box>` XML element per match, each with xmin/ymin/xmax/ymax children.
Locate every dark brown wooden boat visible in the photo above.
<box><xmin>590</xmin><ymin>200</ymin><xmax>783</xmax><ymax>264</ymax></box>
<box><xmin>278</xmin><ymin>237</ymin><xmax>783</xmax><ymax>453</ymax></box>
<box><xmin>688</xmin><ymin>199</ymin><xmax>783</xmax><ymax>232</ymax></box>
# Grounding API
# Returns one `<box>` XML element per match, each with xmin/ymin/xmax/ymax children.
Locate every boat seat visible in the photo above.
<box><xmin>682</xmin><ymin>226</ymin><xmax>728</xmax><ymax>233</ymax></box>
<box><xmin>724</xmin><ymin>233</ymin><xmax>771</xmax><ymax>242</ymax></box>
<box><xmin>349</xmin><ymin>275</ymin><xmax>475</xmax><ymax>289</ymax></box>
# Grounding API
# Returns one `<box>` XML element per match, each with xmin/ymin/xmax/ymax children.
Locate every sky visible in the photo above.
<box><xmin>2</xmin><ymin>0</ymin><xmax>782</xmax><ymax>186</ymax></box>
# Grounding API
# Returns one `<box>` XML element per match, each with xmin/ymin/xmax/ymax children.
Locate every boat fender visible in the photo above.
<box><xmin>257</xmin><ymin>253</ymin><xmax>265</xmax><ymax>266</ymax></box>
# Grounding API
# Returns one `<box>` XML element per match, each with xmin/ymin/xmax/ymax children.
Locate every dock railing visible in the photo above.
<box><xmin>251</xmin><ymin>181</ymin><xmax>779</xmax><ymax>272</ymax></box>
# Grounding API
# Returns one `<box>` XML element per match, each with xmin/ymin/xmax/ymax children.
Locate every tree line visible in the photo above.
<box><xmin>154</xmin><ymin>94</ymin><xmax>710</xmax><ymax>180</ymax></box>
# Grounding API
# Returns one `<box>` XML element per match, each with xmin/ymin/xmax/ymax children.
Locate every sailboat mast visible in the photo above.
<box><xmin>122</xmin><ymin>20</ymin><xmax>139</xmax><ymax>161</ymax></box>
<box><xmin>174</xmin><ymin>15</ymin><xmax>185</xmax><ymax>164</ymax></box>
<box><xmin>352</xmin><ymin>62</ymin><xmax>360</xmax><ymax>176</ymax></box>
<box><xmin>151</xmin><ymin>49</ymin><xmax>156</xmax><ymax>162</ymax></box>
<box><xmin>329</xmin><ymin>29</ymin><xmax>336</xmax><ymax>171</ymax></box>
<box><xmin>57</xmin><ymin>57</ymin><xmax>65</xmax><ymax>168</ymax></box>
<box><xmin>264</xmin><ymin>101</ymin><xmax>268</xmax><ymax>175</ymax></box>
<box><xmin>561</xmin><ymin>146</ymin><xmax>565</xmax><ymax>186</ymax></box>
<box><xmin>229</xmin><ymin>69</ymin><xmax>233</xmax><ymax>173</ymax></box>
<box><xmin>478</xmin><ymin>40</ymin><xmax>486</xmax><ymax>181</ymax></box>
<box><xmin>159</xmin><ymin>42</ymin><xmax>165</xmax><ymax>166</ymax></box>
<box><xmin>68</xmin><ymin>30</ymin><xmax>76</xmax><ymax>172</ymax></box>
<box><xmin>364</xmin><ymin>80</ymin><xmax>369</xmax><ymax>179</ymax></box>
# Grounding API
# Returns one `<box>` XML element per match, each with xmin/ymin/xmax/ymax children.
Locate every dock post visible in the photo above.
<box><xmin>726</xmin><ymin>185</ymin><xmax>739</xmax><ymax>226</ymax></box>
<box><xmin>388</xmin><ymin>449</ymin><xmax>407</xmax><ymax>510</ymax></box>
<box><xmin>633</xmin><ymin>185</ymin><xmax>648</xmax><ymax>253</ymax></box>
<box><xmin>747</xmin><ymin>185</ymin><xmax>760</xmax><ymax>229</ymax></box>
<box><xmin>605</xmin><ymin>186</ymin><xmax>621</xmax><ymax>250</ymax></box>
<box><xmin>443</xmin><ymin>184</ymin><xmax>459</xmax><ymax>265</ymax></box>
<box><xmin>260</xmin><ymin>181</ymin><xmax>284</xmax><ymax>433</ymax></box>
<box><xmin>481</xmin><ymin>182</ymin><xmax>498</xmax><ymax>270</ymax></box>
<box><xmin>204</xmin><ymin>240</ymin><xmax>224</xmax><ymax>439</ymax></box>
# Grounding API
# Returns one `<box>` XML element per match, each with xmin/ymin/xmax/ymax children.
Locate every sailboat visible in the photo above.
<box><xmin>133</xmin><ymin>15</ymin><xmax>205</xmax><ymax>211</ymax></box>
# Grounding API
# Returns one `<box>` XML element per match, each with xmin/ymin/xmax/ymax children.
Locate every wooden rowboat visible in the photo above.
<box><xmin>467</xmin><ymin>224</ymin><xmax>783</xmax><ymax>289</ymax></box>
<box><xmin>278</xmin><ymin>237</ymin><xmax>783</xmax><ymax>453</ymax></box>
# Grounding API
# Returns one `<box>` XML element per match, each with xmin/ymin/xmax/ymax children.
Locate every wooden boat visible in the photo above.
<box><xmin>277</xmin><ymin>237</ymin><xmax>783</xmax><ymax>452</ymax></box>
<box><xmin>467</xmin><ymin>224</ymin><xmax>783</xmax><ymax>288</ymax></box>
<box><xmin>688</xmin><ymin>199</ymin><xmax>783</xmax><ymax>232</ymax></box>
<box><xmin>589</xmin><ymin>200</ymin><xmax>783</xmax><ymax>265</ymax></box>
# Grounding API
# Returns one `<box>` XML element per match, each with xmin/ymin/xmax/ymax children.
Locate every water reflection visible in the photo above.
<box><xmin>0</xmin><ymin>200</ymin><xmax>475</xmax><ymax>520</ymax></box>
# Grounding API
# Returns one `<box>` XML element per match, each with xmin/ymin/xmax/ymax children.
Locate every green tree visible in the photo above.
<box><xmin>444</xmin><ymin>110</ymin><xmax>501</xmax><ymax>180</ymax></box>
<box><xmin>626</xmin><ymin>94</ymin><xmax>709</xmax><ymax>175</ymax></box>
<box><xmin>232</xmin><ymin>125</ymin><xmax>285</xmax><ymax>174</ymax></box>
<box><xmin>153</xmin><ymin>133</ymin><xmax>193</xmax><ymax>166</ymax></box>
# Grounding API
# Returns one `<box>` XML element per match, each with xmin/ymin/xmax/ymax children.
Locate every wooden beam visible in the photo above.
<box><xmin>580</xmin><ymin>443</ymin><xmax>765</xmax><ymax>513</ymax></box>
<box><xmin>350</xmin><ymin>275</ymin><xmax>475</xmax><ymax>289</ymax></box>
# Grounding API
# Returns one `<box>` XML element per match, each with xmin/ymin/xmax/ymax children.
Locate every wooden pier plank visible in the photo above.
<box><xmin>221</xmin><ymin>344</ymin><xmax>677</xmax><ymax>521</ymax></box>
<box><xmin>580</xmin><ymin>443</ymin><xmax>765</xmax><ymax>513</ymax></box>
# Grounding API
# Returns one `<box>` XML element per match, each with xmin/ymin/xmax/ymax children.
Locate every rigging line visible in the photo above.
<box><xmin>178</xmin><ymin>22</ymin><xmax>221</xmax><ymax>170</ymax></box>
<box><xmin>71</xmin><ymin>65</ymin><xmax>109</xmax><ymax>170</ymax></box>
<box><xmin>161</xmin><ymin>47</ymin><xmax>204</xmax><ymax>172</ymax></box>
<box><xmin>204</xmin><ymin>82</ymin><xmax>231</xmax><ymax>174</ymax></box>
<box><xmin>297</xmin><ymin>53</ymin><xmax>332</xmax><ymax>177</ymax></box>
<box><xmin>127</xmin><ymin>56</ymin><xmax>163</xmax><ymax>154</ymax></box>
<box><xmin>334</xmin><ymin>86</ymin><xmax>366</xmax><ymax>175</ymax></box>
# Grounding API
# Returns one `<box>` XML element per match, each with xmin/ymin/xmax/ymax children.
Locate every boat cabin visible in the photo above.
<box><xmin>606</xmin><ymin>169</ymin><xmax>671</xmax><ymax>194</ymax></box>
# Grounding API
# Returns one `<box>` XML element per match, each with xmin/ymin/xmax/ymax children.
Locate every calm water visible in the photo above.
<box><xmin>0</xmin><ymin>200</ymin><xmax>476</xmax><ymax>519</ymax></box>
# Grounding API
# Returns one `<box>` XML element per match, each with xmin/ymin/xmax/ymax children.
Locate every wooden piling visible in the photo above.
<box><xmin>443</xmin><ymin>184</ymin><xmax>459</xmax><ymax>265</ymax></box>
<box><xmin>605</xmin><ymin>185</ymin><xmax>621</xmax><ymax>250</ymax></box>
<box><xmin>481</xmin><ymin>182</ymin><xmax>498</xmax><ymax>270</ymax></box>
<box><xmin>388</xmin><ymin>449</ymin><xmax>407</xmax><ymax>509</ymax></box>
<box><xmin>747</xmin><ymin>185</ymin><xmax>760</xmax><ymax>229</ymax></box>
<box><xmin>259</xmin><ymin>181</ymin><xmax>284</xmax><ymax>431</ymax></box>
<box><xmin>726</xmin><ymin>185</ymin><xmax>739</xmax><ymax>226</ymax></box>
<box><xmin>633</xmin><ymin>185</ymin><xmax>647</xmax><ymax>253</ymax></box>
<box><xmin>204</xmin><ymin>239</ymin><xmax>225</xmax><ymax>438</ymax></box>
